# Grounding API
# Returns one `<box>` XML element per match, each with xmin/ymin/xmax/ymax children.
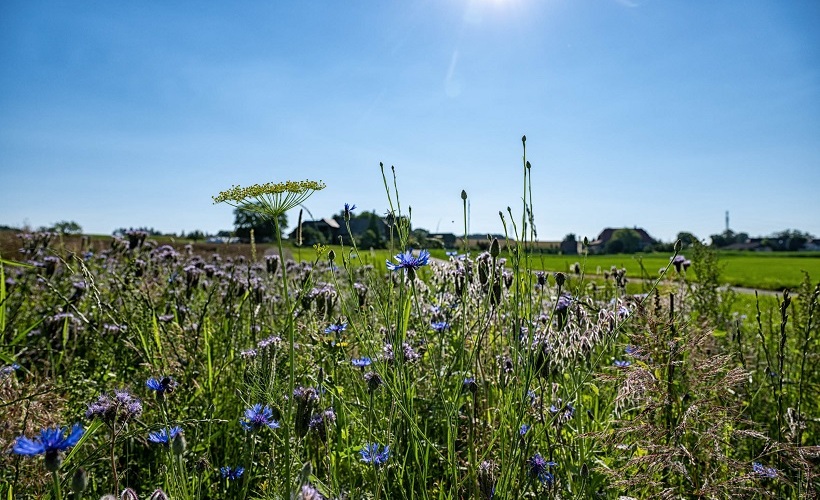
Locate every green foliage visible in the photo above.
<box><xmin>605</xmin><ymin>228</ymin><xmax>642</xmax><ymax>254</ymax></box>
<box><xmin>50</xmin><ymin>220</ymin><xmax>83</xmax><ymax>235</ymax></box>
<box><xmin>234</xmin><ymin>203</ymin><xmax>287</xmax><ymax>242</ymax></box>
<box><xmin>2</xmin><ymin>142</ymin><xmax>818</xmax><ymax>499</ymax></box>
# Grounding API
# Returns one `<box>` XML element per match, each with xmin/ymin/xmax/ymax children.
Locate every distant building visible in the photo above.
<box><xmin>805</xmin><ymin>239</ymin><xmax>820</xmax><ymax>251</ymax></box>
<box><xmin>288</xmin><ymin>213</ymin><xmax>393</xmax><ymax>246</ymax></box>
<box><xmin>428</xmin><ymin>233</ymin><xmax>457</xmax><ymax>248</ymax></box>
<box><xmin>588</xmin><ymin>227</ymin><xmax>655</xmax><ymax>254</ymax></box>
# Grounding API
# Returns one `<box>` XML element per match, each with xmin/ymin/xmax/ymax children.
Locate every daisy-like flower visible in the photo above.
<box><xmin>386</xmin><ymin>249</ymin><xmax>430</xmax><ymax>273</ymax></box>
<box><xmin>359</xmin><ymin>442</ymin><xmax>390</xmax><ymax>466</ymax></box>
<box><xmin>147</xmin><ymin>426</ymin><xmax>183</xmax><ymax>445</ymax></box>
<box><xmin>220</xmin><ymin>466</ymin><xmax>245</xmax><ymax>480</ymax></box>
<box><xmin>240</xmin><ymin>404</ymin><xmax>280</xmax><ymax>431</ymax></box>
<box><xmin>213</xmin><ymin>180</ymin><xmax>326</xmax><ymax>219</ymax></box>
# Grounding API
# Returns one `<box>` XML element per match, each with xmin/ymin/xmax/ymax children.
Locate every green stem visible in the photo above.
<box><xmin>274</xmin><ymin>220</ymin><xmax>295</xmax><ymax>498</ymax></box>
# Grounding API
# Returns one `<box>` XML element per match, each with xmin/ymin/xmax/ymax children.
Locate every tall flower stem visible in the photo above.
<box><xmin>51</xmin><ymin>470</ymin><xmax>62</xmax><ymax>500</ymax></box>
<box><xmin>272</xmin><ymin>218</ymin><xmax>295</xmax><ymax>496</ymax></box>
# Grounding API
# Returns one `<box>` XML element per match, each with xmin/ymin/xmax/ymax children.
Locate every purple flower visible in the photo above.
<box><xmin>527</xmin><ymin>453</ymin><xmax>556</xmax><ymax>485</ymax></box>
<box><xmin>671</xmin><ymin>255</ymin><xmax>688</xmax><ymax>273</ymax></box>
<box><xmin>555</xmin><ymin>293</ymin><xmax>572</xmax><ymax>312</ymax></box>
<box><xmin>13</xmin><ymin>424</ymin><xmax>84</xmax><ymax>456</ymax></box>
<box><xmin>752</xmin><ymin>462</ymin><xmax>777</xmax><ymax>479</ymax></box>
<box><xmin>613</xmin><ymin>360</ymin><xmax>631</xmax><ymax>368</ymax></box>
<box><xmin>519</xmin><ymin>424</ymin><xmax>531</xmax><ymax>436</ymax></box>
<box><xmin>386</xmin><ymin>249</ymin><xmax>430</xmax><ymax>272</ymax></box>
<box><xmin>220</xmin><ymin>466</ymin><xmax>245</xmax><ymax>480</ymax></box>
<box><xmin>86</xmin><ymin>390</ymin><xmax>142</xmax><ymax>422</ymax></box>
<box><xmin>147</xmin><ymin>426</ymin><xmax>183</xmax><ymax>445</ymax></box>
<box><xmin>359</xmin><ymin>442</ymin><xmax>390</xmax><ymax>466</ymax></box>
<box><xmin>364</xmin><ymin>371</ymin><xmax>383</xmax><ymax>392</ymax></box>
<box><xmin>240</xmin><ymin>404</ymin><xmax>280</xmax><ymax>431</ymax></box>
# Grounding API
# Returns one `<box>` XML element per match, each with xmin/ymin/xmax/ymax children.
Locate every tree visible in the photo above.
<box><xmin>676</xmin><ymin>231</ymin><xmax>699</xmax><ymax>248</ymax></box>
<box><xmin>51</xmin><ymin>220</ymin><xmax>83</xmax><ymax>235</ymax></box>
<box><xmin>605</xmin><ymin>229</ymin><xmax>642</xmax><ymax>254</ymax></box>
<box><xmin>187</xmin><ymin>230</ymin><xmax>205</xmax><ymax>242</ymax></box>
<box><xmin>233</xmin><ymin>204</ymin><xmax>288</xmax><ymax>242</ymax></box>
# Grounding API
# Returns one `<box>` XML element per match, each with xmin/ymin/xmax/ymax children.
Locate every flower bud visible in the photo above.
<box><xmin>44</xmin><ymin>450</ymin><xmax>63</xmax><ymax>472</ymax></box>
<box><xmin>172</xmin><ymin>431</ymin><xmax>187</xmax><ymax>456</ymax></box>
<box><xmin>461</xmin><ymin>190</ymin><xmax>468</xmax><ymax>200</ymax></box>
<box><xmin>674</xmin><ymin>239</ymin><xmax>682</xmax><ymax>253</ymax></box>
<box><xmin>554</xmin><ymin>272</ymin><xmax>566</xmax><ymax>288</ymax></box>
<box><xmin>490</xmin><ymin>238</ymin><xmax>499</xmax><ymax>258</ymax></box>
<box><xmin>121</xmin><ymin>488</ymin><xmax>139</xmax><ymax>500</ymax></box>
<box><xmin>72</xmin><ymin>467</ymin><xmax>88</xmax><ymax>493</ymax></box>
<box><xmin>327</xmin><ymin>249</ymin><xmax>335</xmax><ymax>263</ymax></box>
<box><xmin>149</xmin><ymin>490</ymin><xmax>170</xmax><ymax>500</ymax></box>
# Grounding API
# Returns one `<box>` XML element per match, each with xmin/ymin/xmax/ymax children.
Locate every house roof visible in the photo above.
<box><xmin>590</xmin><ymin>227</ymin><xmax>655</xmax><ymax>246</ymax></box>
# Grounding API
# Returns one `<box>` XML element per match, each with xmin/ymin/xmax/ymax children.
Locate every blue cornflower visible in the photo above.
<box><xmin>220</xmin><ymin>466</ymin><xmax>245</xmax><ymax>480</ymax></box>
<box><xmin>752</xmin><ymin>462</ymin><xmax>777</xmax><ymax>479</ymax></box>
<box><xmin>352</xmin><ymin>357</ymin><xmax>372</xmax><ymax>368</ymax></box>
<box><xmin>343</xmin><ymin>203</ymin><xmax>356</xmax><ymax>220</ymax></box>
<box><xmin>519</xmin><ymin>424</ymin><xmax>531</xmax><ymax>436</ymax></box>
<box><xmin>13</xmin><ymin>423</ymin><xmax>84</xmax><ymax>457</ymax></box>
<box><xmin>386</xmin><ymin>249</ymin><xmax>430</xmax><ymax>273</ymax></box>
<box><xmin>0</xmin><ymin>363</ymin><xmax>20</xmax><ymax>378</ymax></box>
<box><xmin>463</xmin><ymin>377</ymin><xmax>478</xmax><ymax>393</ymax></box>
<box><xmin>359</xmin><ymin>442</ymin><xmax>390</xmax><ymax>466</ymax></box>
<box><xmin>146</xmin><ymin>376</ymin><xmax>177</xmax><ymax>396</ymax></box>
<box><xmin>147</xmin><ymin>426</ymin><xmax>183</xmax><ymax>445</ymax></box>
<box><xmin>528</xmin><ymin>453</ymin><xmax>557</xmax><ymax>485</ymax></box>
<box><xmin>613</xmin><ymin>360</ymin><xmax>631</xmax><ymax>368</ymax></box>
<box><xmin>240</xmin><ymin>404</ymin><xmax>280</xmax><ymax>431</ymax></box>
<box><xmin>431</xmin><ymin>321</ymin><xmax>449</xmax><ymax>333</ymax></box>
<box><xmin>325</xmin><ymin>322</ymin><xmax>347</xmax><ymax>334</ymax></box>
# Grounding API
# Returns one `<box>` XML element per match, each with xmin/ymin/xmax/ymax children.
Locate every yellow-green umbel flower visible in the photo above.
<box><xmin>212</xmin><ymin>180</ymin><xmax>325</xmax><ymax>220</ymax></box>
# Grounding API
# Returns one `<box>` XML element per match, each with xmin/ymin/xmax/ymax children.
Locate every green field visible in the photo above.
<box><xmin>430</xmin><ymin>248</ymin><xmax>820</xmax><ymax>291</ymax></box>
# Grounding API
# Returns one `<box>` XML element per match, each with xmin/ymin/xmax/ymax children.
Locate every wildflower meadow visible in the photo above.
<box><xmin>1</xmin><ymin>140</ymin><xmax>818</xmax><ymax>499</ymax></box>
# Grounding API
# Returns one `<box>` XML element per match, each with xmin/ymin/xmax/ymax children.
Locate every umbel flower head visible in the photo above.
<box><xmin>213</xmin><ymin>180</ymin><xmax>326</xmax><ymax>219</ymax></box>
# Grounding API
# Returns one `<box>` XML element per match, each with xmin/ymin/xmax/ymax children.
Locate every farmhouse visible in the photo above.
<box><xmin>588</xmin><ymin>227</ymin><xmax>655</xmax><ymax>254</ymax></box>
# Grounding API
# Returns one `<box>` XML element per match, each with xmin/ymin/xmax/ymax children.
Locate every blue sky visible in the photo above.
<box><xmin>1</xmin><ymin>1</ymin><xmax>818</xmax><ymax>243</ymax></box>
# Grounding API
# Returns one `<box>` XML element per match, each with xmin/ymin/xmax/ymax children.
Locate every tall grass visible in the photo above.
<box><xmin>1</xmin><ymin>142</ymin><xmax>818</xmax><ymax>499</ymax></box>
